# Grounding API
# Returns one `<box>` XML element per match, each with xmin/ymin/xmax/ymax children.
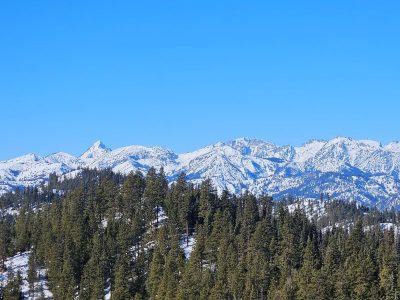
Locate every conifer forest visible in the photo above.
<box><xmin>1</xmin><ymin>168</ymin><xmax>400</xmax><ymax>299</ymax></box>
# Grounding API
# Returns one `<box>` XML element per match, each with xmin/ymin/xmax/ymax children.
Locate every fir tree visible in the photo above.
<box><xmin>177</xmin><ymin>226</ymin><xmax>206</xmax><ymax>300</ymax></box>
<box><xmin>112</xmin><ymin>253</ymin><xmax>132</xmax><ymax>300</ymax></box>
<box><xmin>158</xmin><ymin>234</ymin><xmax>185</xmax><ymax>299</ymax></box>
<box><xmin>3</xmin><ymin>271</ymin><xmax>23</xmax><ymax>300</ymax></box>
<box><xmin>198</xmin><ymin>180</ymin><xmax>217</xmax><ymax>234</ymax></box>
<box><xmin>379</xmin><ymin>229</ymin><xmax>397</xmax><ymax>299</ymax></box>
<box><xmin>0</xmin><ymin>219</ymin><xmax>11</xmax><ymax>271</ymax></box>
<box><xmin>296</xmin><ymin>238</ymin><xmax>318</xmax><ymax>300</ymax></box>
<box><xmin>27</xmin><ymin>253</ymin><xmax>37</xmax><ymax>298</ymax></box>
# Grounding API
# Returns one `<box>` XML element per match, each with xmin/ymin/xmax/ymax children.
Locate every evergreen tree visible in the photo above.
<box><xmin>209</xmin><ymin>234</ymin><xmax>236</xmax><ymax>300</ymax></box>
<box><xmin>79</xmin><ymin>232</ymin><xmax>106</xmax><ymax>299</ymax></box>
<box><xmin>27</xmin><ymin>253</ymin><xmax>37</xmax><ymax>298</ymax></box>
<box><xmin>296</xmin><ymin>238</ymin><xmax>318</xmax><ymax>300</ymax></box>
<box><xmin>58</xmin><ymin>240</ymin><xmax>77</xmax><ymax>300</ymax></box>
<box><xmin>198</xmin><ymin>180</ymin><xmax>217</xmax><ymax>234</ymax></box>
<box><xmin>344</xmin><ymin>220</ymin><xmax>379</xmax><ymax>299</ymax></box>
<box><xmin>177</xmin><ymin>226</ymin><xmax>206</xmax><ymax>300</ymax></box>
<box><xmin>112</xmin><ymin>253</ymin><xmax>132</xmax><ymax>300</ymax></box>
<box><xmin>14</xmin><ymin>206</ymin><xmax>32</xmax><ymax>252</ymax></box>
<box><xmin>238</xmin><ymin>192</ymin><xmax>259</xmax><ymax>251</ymax></box>
<box><xmin>321</xmin><ymin>231</ymin><xmax>342</xmax><ymax>299</ymax></box>
<box><xmin>143</xmin><ymin>168</ymin><xmax>168</xmax><ymax>228</ymax></box>
<box><xmin>0</xmin><ymin>219</ymin><xmax>11</xmax><ymax>271</ymax></box>
<box><xmin>244</xmin><ymin>219</ymin><xmax>272</xmax><ymax>300</ymax></box>
<box><xmin>121</xmin><ymin>171</ymin><xmax>145</xmax><ymax>219</ymax></box>
<box><xmin>379</xmin><ymin>229</ymin><xmax>397</xmax><ymax>299</ymax></box>
<box><xmin>146</xmin><ymin>226</ymin><xmax>168</xmax><ymax>299</ymax></box>
<box><xmin>3</xmin><ymin>271</ymin><xmax>23</xmax><ymax>300</ymax></box>
<box><xmin>165</xmin><ymin>172</ymin><xmax>194</xmax><ymax>244</ymax></box>
<box><xmin>158</xmin><ymin>234</ymin><xmax>185</xmax><ymax>299</ymax></box>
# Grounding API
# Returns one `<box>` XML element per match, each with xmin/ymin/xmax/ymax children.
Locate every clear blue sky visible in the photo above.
<box><xmin>1</xmin><ymin>1</ymin><xmax>400</xmax><ymax>159</ymax></box>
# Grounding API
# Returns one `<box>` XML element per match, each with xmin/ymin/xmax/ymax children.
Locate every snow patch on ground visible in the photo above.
<box><xmin>180</xmin><ymin>235</ymin><xmax>195</xmax><ymax>259</ymax></box>
<box><xmin>149</xmin><ymin>207</ymin><xmax>167</xmax><ymax>230</ymax></box>
<box><xmin>364</xmin><ymin>222</ymin><xmax>400</xmax><ymax>234</ymax></box>
<box><xmin>104</xmin><ymin>278</ymin><xmax>111</xmax><ymax>300</ymax></box>
<box><xmin>0</xmin><ymin>207</ymin><xmax>20</xmax><ymax>217</ymax></box>
<box><xmin>287</xmin><ymin>199</ymin><xmax>327</xmax><ymax>220</ymax></box>
<box><xmin>322</xmin><ymin>222</ymin><xmax>400</xmax><ymax>235</ymax></box>
<box><xmin>0</xmin><ymin>251</ymin><xmax>53</xmax><ymax>299</ymax></box>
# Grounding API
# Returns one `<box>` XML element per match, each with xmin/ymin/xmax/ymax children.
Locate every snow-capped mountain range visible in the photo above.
<box><xmin>1</xmin><ymin>137</ymin><xmax>400</xmax><ymax>209</ymax></box>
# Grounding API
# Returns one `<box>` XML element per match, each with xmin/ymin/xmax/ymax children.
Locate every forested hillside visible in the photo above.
<box><xmin>1</xmin><ymin>168</ymin><xmax>400</xmax><ymax>299</ymax></box>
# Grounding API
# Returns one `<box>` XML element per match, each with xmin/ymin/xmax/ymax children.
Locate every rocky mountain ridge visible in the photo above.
<box><xmin>1</xmin><ymin>137</ymin><xmax>400</xmax><ymax>209</ymax></box>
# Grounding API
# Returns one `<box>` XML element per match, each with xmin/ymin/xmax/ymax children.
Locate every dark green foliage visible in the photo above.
<box><xmin>1</xmin><ymin>168</ymin><xmax>400</xmax><ymax>299</ymax></box>
<box><xmin>3</xmin><ymin>271</ymin><xmax>23</xmax><ymax>300</ymax></box>
<box><xmin>198</xmin><ymin>179</ymin><xmax>217</xmax><ymax>234</ymax></box>
<box><xmin>165</xmin><ymin>172</ymin><xmax>198</xmax><ymax>246</ymax></box>
<box><xmin>143</xmin><ymin>167</ymin><xmax>168</xmax><ymax>229</ymax></box>
<box><xmin>112</xmin><ymin>253</ymin><xmax>132</xmax><ymax>300</ymax></box>
<box><xmin>0</xmin><ymin>218</ymin><xmax>12</xmax><ymax>271</ymax></box>
<box><xmin>27</xmin><ymin>252</ymin><xmax>37</xmax><ymax>297</ymax></box>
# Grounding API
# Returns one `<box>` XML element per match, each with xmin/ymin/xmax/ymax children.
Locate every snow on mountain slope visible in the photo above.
<box><xmin>45</xmin><ymin>152</ymin><xmax>81</xmax><ymax>168</ymax></box>
<box><xmin>88</xmin><ymin>145</ymin><xmax>178</xmax><ymax>174</ymax></box>
<box><xmin>80</xmin><ymin>140</ymin><xmax>111</xmax><ymax>161</ymax></box>
<box><xmin>0</xmin><ymin>153</ymin><xmax>77</xmax><ymax>194</ymax></box>
<box><xmin>305</xmin><ymin>137</ymin><xmax>387</xmax><ymax>173</ymax></box>
<box><xmin>2</xmin><ymin>137</ymin><xmax>400</xmax><ymax>209</ymax></box>
<box><xmin>385</xmin><ymin>141</ymin><xmax>400</xmax><ymax>153</ymax></box>
<box><xmin>294</xmin><ymin>139</ymin><xmax>326</xmax><ymax>163</ymax></box>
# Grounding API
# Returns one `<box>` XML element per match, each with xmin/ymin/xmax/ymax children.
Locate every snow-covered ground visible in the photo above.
<box><xmin>322</xmin><ymin>222</ymin><xmax>400</xmax><ymax>235</ymax></box>
<box><xmin>364</xmin><ymin>222</ymin><xmax>400</xmax><ymax>234</ymax></box>
<box><xmin>0</xmin><ymin>251</ymin><xmax>53</xmax><ymax>299</ymax></box>
<box><xmin>149</xmin><ymin>208</ymin><xmax>167</xmax><ymax>231</ymax></box>
<box><xmin>0</xmin><ymin>207</ymin><xmax>19</xmax><ymax>217</ymax></box>
<box><xmin>321</xmin><ymin>222</ymin><xmax>354</xmax><ymax>234</ymax></box>
<box><xmin>104</xmin><ymin>278</ymin><xmax>111</xmax><ymax>300</ymax></box>
<box><xmin>180</xmin><ymin>235</ymin><xmax>195</xmax><ymax>259</ymax></box>
<box><xmin>287</xmin><ymin>199</ymin><xmax>328</xmax><ymax>220</ymax></box>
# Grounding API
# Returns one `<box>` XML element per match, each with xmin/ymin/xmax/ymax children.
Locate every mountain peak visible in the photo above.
<box><xmin>227</xmin><ymin>137</ymin><xmax>274</xmax><ymax>148</ymax></box>
<box><xmin>8</xmin><ymin>153</ymin><xmax>41</xmax><ymax>164</ymax></box>
<box><xmin>93</xmin><ymin>140</ymin><xmax>107</xmax><ymax>149</ymax></box>
<box><xmin>301</xmin><ymin>139</ymin><xmax>327</xmax><ymax>146</ymax></box>
<box><xmin>329</xmin><ymin>136</ymin><xmax>353</xmax><ymax>144</ymax></box>
<box><xmin>80</xmin><ymin>140</ymin><xmax>111</xmax><ymax>160</ymax></box>
<box><xmin>385</xmin><ymin>141</ymin><xmax>400</xmax><ymax>153</ymax></box>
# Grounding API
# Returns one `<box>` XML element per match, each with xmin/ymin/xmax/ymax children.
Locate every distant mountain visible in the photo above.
<box><xmin>1</xmin><ymin>137</ymin><xmax>400</xmax><ymax>209</ymax></box>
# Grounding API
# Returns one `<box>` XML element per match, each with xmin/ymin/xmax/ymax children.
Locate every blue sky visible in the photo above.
<box><xmin>1</xmin><ymin>1</ymin><xmax>400</xmax><ymax>159</ymax></box>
